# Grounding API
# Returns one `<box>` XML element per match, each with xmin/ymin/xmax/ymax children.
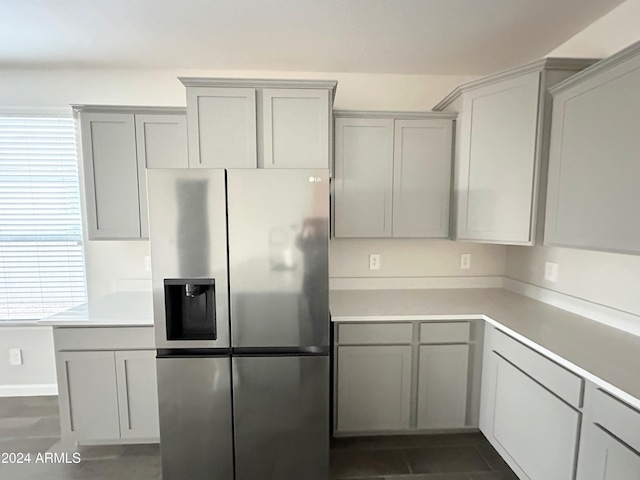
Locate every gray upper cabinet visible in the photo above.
<box><xmin>393</xmin><ymin>118</ymin><xmax>452</xmax><ymax>237</ymax></box>
<box><xmin>184</xmin><ymin>86</ymin><xmax>257</xmax><ymax>169</ymax></box>
<box><xmin>434</xmin><ymin>58</ymin><xmax>596</xmax><ymax>245</ymax></box>
<box><xmin>262</xmin><ymin>88</ymin><xmax>330</xmax><ymax>168</ymax></box>
<box><xmin>333</xmin><ymin>112</ymin><xmax>454</xmax><ymax>238</ymax></box>
<box><xmin>135</xmin><ymin>113</ymin><xmax>188</xmax><ymax>238</ymax></box>
<box><xmin>79</xmin><ymin>112</ymin><xmax>140</xmax><ymax>240</ymax></box>
<box><xmin>334</xmin><ymin>116</ymin><xmax>394</xmax><ymax>237</ymax></box>
<box><xmin>545</xmin><ymin>42</ymin><xmax>640</xmax><ymax>254</ymax></box>
<box><xmin>75</xmin><ymin>106</ymin><xmax>187</xmax><ymax>240</ymax></box>
<box><xmin>180</xmin><ymin>78</ymin><xmax>337</xmax><ymax>170</ymax></box>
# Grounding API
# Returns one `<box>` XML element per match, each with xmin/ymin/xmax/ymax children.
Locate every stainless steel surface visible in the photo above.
<box><xmin>148</xmin><ymin>169</ymin><xmax>230</xmax><ymax>349</ymax></box>
<box><xmin>157</xmin><ymin>356</ymin><xmax>233</xmax><ymax>480</ymax></box>
<box><xmin>227</xmin><ymin>169</ymin><xmax>329</xmax><ymax>349</ymax></box>
<box><xmin>233</xmin><ymin>355</ymin><xmax>329</xmax><ymax>480</ymax></box>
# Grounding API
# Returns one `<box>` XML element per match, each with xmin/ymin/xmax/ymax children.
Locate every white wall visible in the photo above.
<box><xmin>505</xmin><ymin>0</ymin><xmax>640</xmax><ymax>317</ymax></box>
<box><xmin>0</xmin><ymin>327</ymin><xmax>57</xmax><ymax>396</ymax></box>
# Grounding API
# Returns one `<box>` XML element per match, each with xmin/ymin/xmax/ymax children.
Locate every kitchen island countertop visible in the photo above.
<box><xmin>330</xmin><ymin>287</ymin><xmax>640</xmax><ymax>410</ymax></box>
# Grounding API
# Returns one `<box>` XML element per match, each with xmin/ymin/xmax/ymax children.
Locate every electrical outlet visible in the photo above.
<box><xmin>460</xmin><ymin>253</ymin><xmax>471</xmax><ymax>270</ymax></box>
<box><xmin>369</xmin><ymin>253</ymin><xmax>381</xmax><ymax>270</ymax></box>
<box><xmin>9</xmin><ymin>348</ymin><xmax>22</xmax><ymax>366</ymax></box>
<box><xmin>144</xmin><ymin>256</ymin><xmax>152</xmax><ymax>273</ymax></box>
<box><xmin>545</xmin><ymin>262</ymin><xmax>559</xmax><ymax>282</ymax></box>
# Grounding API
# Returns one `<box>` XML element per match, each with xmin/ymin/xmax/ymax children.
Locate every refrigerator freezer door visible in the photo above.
<box><xmin>227</xmin><ymin>169</ymin><xmax>329</xmax><ymax>349</ymax></box>
<box><xmin>232</xmin><ymin>355</ymin><xmax>330</xmax><ymax>480</ymax></box>
<box><xmin>148</xmin><ymin>169</ymin><xmax>230</xmax><ymax>349</ymax></box>
<box><xmin>157</xmin><ymin>357</ymin><xmax>233</xmax><ymax>480</ymax></box>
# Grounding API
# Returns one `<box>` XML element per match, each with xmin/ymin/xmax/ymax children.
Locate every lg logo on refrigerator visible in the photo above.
<box><xmin>308</xmin><ymin>176</ymin><xmax>322</xmax><ymax>183</ymax></box>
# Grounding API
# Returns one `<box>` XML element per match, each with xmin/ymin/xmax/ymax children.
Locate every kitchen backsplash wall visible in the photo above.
<box><xmin>506</xmin><ymin>246</ymin><xmax>640</xmax><ymax>317</ymax></box>
<box><xmin>331</xmin><ymin>239</ymin><xmax>506</xmax><ymax>279</ymax></box>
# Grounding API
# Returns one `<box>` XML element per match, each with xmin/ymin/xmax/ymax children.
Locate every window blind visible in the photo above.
<box><xmin>0</xmin><ymin>116</ymin><xmax>87</xmax><ymax>321</ymax></box>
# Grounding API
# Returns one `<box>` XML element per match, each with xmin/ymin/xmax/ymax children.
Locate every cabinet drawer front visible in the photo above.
<box><xmin>593</xmin><ymin>389</ymin><xmax>640</xmax><ymax>453</ymax></box>
<box><xmin>54</xmin><ymin>327</ymin><xmax>155</xmax><ymax>351</ymax></box>
<box><xmin>420</xmin><ymin>322</ymin><xmax>470</xmax><ymax>343</ymax></box>
<box><xmin>338</xmin><ymin>323</ymin><xmax>413</xmax><ymax>345</ymax></box>
<box><xmin>493</xmin><ymin>330</ymin><xmax>583</xmax><ymax>407</ymax></box>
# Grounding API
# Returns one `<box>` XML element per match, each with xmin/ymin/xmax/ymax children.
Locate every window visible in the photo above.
<box><xmin>0</xmin><ymin>115</ymin><xmax>87</xmax><ymax>321</ymax></box>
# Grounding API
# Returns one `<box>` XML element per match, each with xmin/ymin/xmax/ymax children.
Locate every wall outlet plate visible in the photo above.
<box><xmin>545</xmin><ymin>262</ymin><xmax>559</xmax><ymax>282</ymax></box>
<box><xmin>460</xmin><ymin>253</ymin><xmax>471</xmax><ymax>270</ymax></box>
<box><xmin>9</xmin><ymin>348</ymin><xmax>22</xmax><ymax>366</ymax></box>
<box><xmin>369</xmin><ymin>253</ymin><xmax>381</xmax><ymax>270</ymax></box>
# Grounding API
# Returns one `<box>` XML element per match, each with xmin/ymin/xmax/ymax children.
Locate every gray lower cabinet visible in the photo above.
<box><xmin>417</xmin><ymin>344</ymin><xmax>469</xmax><ymax>429</ymax></box>
<box><xmin>74</xmin><ymin>106</ymin><xmax>187</xmax><ymax>240</ymax></box>
<box><xmin>57</xmin><ymin>351</ymin><xmax>121</xmax><ymax>441</ymax></box>
<box><xmin>333</xmin><ymin>112</ymin><xmax>454</xmax><ymax>238</ymax></box>
<box><xmin>577</xmin><ymin>383</ymin><xmax>640</xmax><ymax>480</ymax></box>
<box><xmin>434</xmin><ymin>58</ymin><xmax>595</xmax><ymax>245</ymax></box>
<box><xmin>180</xmin><ymin>78</ymin><xmax>337</xmax><ymax>170</ymax></box>
<box><xmin>54</xmin><ymin>326</ymin><xmax>159</xmax><ymax>445</ymax></box>
<box><xmin>115</xmin><ymin>350</ymin><xmax>160</xmax><ymax>439</ymax></box>
<box><xmin>545</xmin><ymin>42</ymin><xmax>640</xmax><ymax>254</ymax></box>
<box><xmin>336</xmin><ymin>345</ymin><xmax>412</xmax><ymax>432</ymax></box>
<box><xmin>480</xmin><ymin>326</ymin><xmax>583</xmax><ymax>480</ymax></box>
<box><xmin>335</xmin><ymin>320</ymin><xmax>477</xmax><ymax>435</ymax></box>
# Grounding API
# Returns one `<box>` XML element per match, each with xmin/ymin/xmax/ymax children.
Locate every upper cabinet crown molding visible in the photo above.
<box><xmin>549</xmin><ymin>40</ymin><xmax>640</xmax><ymax>94</ymax></box>
<box><xmin>433</xmin><ymin>58</ymin><xmax>599</xmax><ymax>112</ymax></box>
<box><xmin>334</xmin><ymin>110</ymin><xmax>456</xmax><ymax>120</ymax></box>
<box><xmin>71</xmin><ymin>105</ymin><xmax>186</xmax><ymax>115</ymax></box>
<box><xmin>178</xmin><ymin>77</ymin><xmax>338</xmax><ymax>102</ymax></box>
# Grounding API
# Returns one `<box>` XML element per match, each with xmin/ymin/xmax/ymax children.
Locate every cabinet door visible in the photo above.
<box><xmin>545</xmin><ymin>53</ymin><xmax>640</xmax><ymax>254</ymax></box>
<box><xmin>457</xmin><ymin>72</ymin><xmax>540</xmax><ymax>244</ymax></box>
<box><xmin>336</xmin><ymin>345</ymin><xmax>411</xmax><ymax>432</ymax></box>
<box><xmin>135</xmin><ymin>113</ymin><xmax>188</xmax><ymax>239</ymax></box>
<box><xmin>491</xmin><ymin>356</ymin><xmax>580</xmax><ymax>480</ymax></box>
<box><xmin>393</xmin><ymin>119</ymin><xmax>452</xmax><ymax>237</ymax></box>
<box><xmin>334</xmin><ymin>118</ymin><xmax>394</xmax><ymax>237</ymax></box>
<box><xmin>80</xmin><ymin>112</ymin><xmax>141</xmax><ymax>239</ymax></box>
<box><xmin>583</xmin><ymin>426</ymin><xmax>640</xmax><ymax>480</ymax></box>
<box><xmin>417</xmin><ymin>344</ymin><xmax>469</xmax><ymax>429</ymax></box>
<box><xmin>262</xmin><ymin>89</ymin><xmax>330</xmax><ymax>169</ymax></box>
<box><xmin>115</xmin><ymin>350</ymin><xmax>160</xmax><ymax>440</ymax></box>
<box><xmin>56</xmin><ymin>351</ymin><xmax>120</xmax><ymax>441</ymax></box>
<box><xmin>186</xmin><ymin>87</ymin><xmax>257</xmax><ymax>168</ymax></box>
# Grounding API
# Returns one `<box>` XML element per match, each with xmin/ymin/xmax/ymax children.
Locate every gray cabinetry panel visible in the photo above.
<box><xmin>115</xmin><ymin>350</ymin><xmax>160</xmax><ymax>440</ymax></box>
<box><xmin>334</xmin><ymin>117</ymin><xmax>394</xmax><ymax>237</ymax></box>
<box><xmin>457</xmin><ymin>72</ymin><xmax>540</xmax><ymax>243</ymax></box>
<box><xmin>393</xmin><ymin>119</ymin><xmax>452</xmax><ymax>237</ymax></box>
<box><xmin>588</xmin><ymin>427</ymin><xmax>640</xmax><ymax>480</ymax></box>
<box><xmin>57</xmin><ymin>351</ymin><xmax>120</xmax><ymax>441</ymax></box>
<box><xmin>337</xmin><ymin>345</ymin><xmax>412</xmax><ymax>432</ymax></box>
<box><xmin>135</xmin><ymin>113</ymin><xmax>188</xmax><ymax>239</ymax></box>
<box><xmin>492</xmin><ymin>356</ymin><xmax>580</xmax><ymax>480</ymax></box>
<box><xmin>80</xmin><ymin>112</ymin><xmax>140</xmax><ymax>239</ymax></box>
<box><xmin>186</xmin><ymin>87</ymin><xmax>257</xmax><ymax>169</ymax></box>
<box><xmin>262</xmin><ymin>89</ymin><xmax>330</xmax><ymax>169</ymax></box>
<box><xmin>545</xmin><ymin>48</ymin><xmax>640</xmax><ymax>254</ymax></box>
<box><xmin>417</xmin><ymin>344</ymin><xmax>469</xmax><ymax>429</ymax></box>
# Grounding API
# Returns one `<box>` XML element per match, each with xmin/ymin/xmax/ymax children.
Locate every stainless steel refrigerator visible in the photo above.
<box><xmin>147</xmin><ymin>168</ymin><xmax>329</xmax><ymax>480</ymax></box>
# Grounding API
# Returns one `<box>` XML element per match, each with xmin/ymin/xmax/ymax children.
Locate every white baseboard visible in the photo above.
<box><xmin>329</xmin><ymin>276</ymin><xmax>504</xmax><ymax>290</ymax></box>
<box><xmin>0</xmin><ymin>384</ymin><xmax>58</xmax><ymax>397</ymax></box>
<box><xmin>503</xmin><ymin>278</ymin><xmax>640</xmax><ymax>337</ymax></box>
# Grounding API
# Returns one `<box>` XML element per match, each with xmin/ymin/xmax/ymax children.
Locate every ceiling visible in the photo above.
<box><xmin>0</xmin><ymin>0</ymin><xmax>625</xmax><ymax>74</ymax></box>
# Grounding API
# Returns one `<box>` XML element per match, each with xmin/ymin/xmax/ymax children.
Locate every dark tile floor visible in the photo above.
<box><xmin>0</xmin><ymin>396</ymin><xmax>518</xmax><ymax>480</ymax></box>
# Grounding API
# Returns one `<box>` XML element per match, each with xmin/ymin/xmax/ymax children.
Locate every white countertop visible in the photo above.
<box><xmin>331</xmin><ymin>288</ymin><xmax>640</xmax><ymax>409</ymax></box>
<box><xmin>38</xmin><ymin>291</ymin><xmax>154</xmax><ymax>327</ymax></box>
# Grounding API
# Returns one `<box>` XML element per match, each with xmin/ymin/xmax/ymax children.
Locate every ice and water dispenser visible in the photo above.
<box><xmin>164</xmin><ymin>279</ymin><xmax>217</xmax><ymax>340</ymax></box>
